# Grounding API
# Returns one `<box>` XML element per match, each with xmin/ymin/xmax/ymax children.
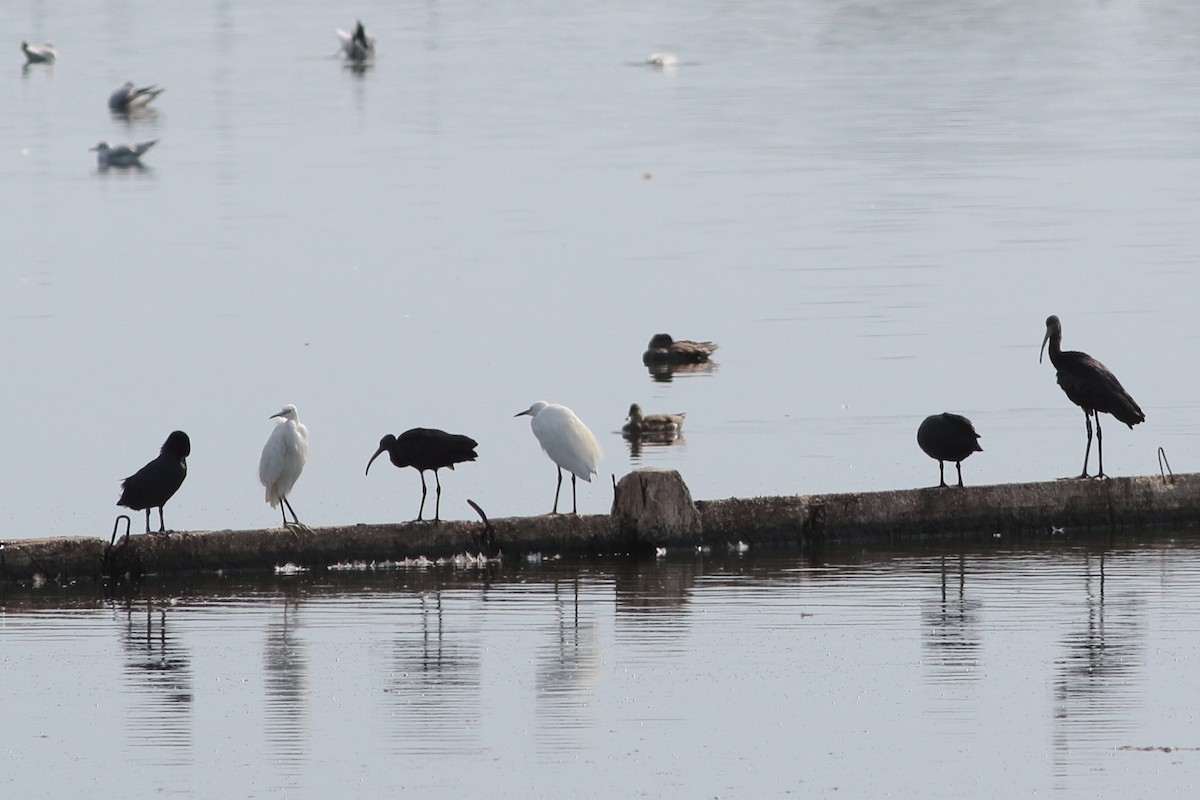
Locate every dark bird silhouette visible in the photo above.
<box><xmin>642</xmin><ymin>333</ymin><xmax>718</xmax><ymax>365</ymax></box>
<box><xmin>917</xmin><ymin>413</ymin><xmax>982</xmax><ymax>488</ymax></box>
<box><xmin>366</xmin><ymin>428</ymin><xmax>478</xmax><ymax>521</ymax></box>
<box><xmin>1040</xmin><ymin>315</ymin><xmax>1145</xmax><ymax>479</ymax></box>
<box><xmin>117</xmin><ymin>430</ymin><xmax>190</xmax><ymax>534</ymax></box>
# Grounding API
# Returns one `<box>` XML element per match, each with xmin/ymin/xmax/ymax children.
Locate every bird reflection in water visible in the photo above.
<box><xmin>1052</xmin><ymin>552</ymin><xmax>1144</xmax><ymax>776</ymax></box>
<box><xmin>264</xmin><ymin>599</ymin><xmax>308</xmax><ymax>781</ymax></box>
<box><xmin>386</xmin><ymin>591</ymin><xmax>482</xmax><ymax>757</ymax></box>
<box><xmin>536</xmin><ymin>578</ymin><xmax>601</xmax><ymax>753</ymax></box>
<box><xmin>645</xmin><ymin>359</ymin><xmax>718</xmax><ymax>383</ymax></box>
<box><xmin>117</xmin><ymin>598</ymin><xmax>193</xmax><ymax>763</ymax></box>
<box><xmin>920</xmin><ymin>554</ymin><xmax>982</xmax><ymax>682</ymax></box>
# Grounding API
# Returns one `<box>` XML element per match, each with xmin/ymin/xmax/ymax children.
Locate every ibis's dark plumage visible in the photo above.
<box><xmin>117</xmin><ymin>430</ymin><xmax>190</xmax><ymax>534</ymax></box>
<box><xmin>642</xmin><ymin>333</ymin><xmax>718</xmax><ymax>365</ymax></box>
<box><xmin>366</xmin><ymin>428</ymin><xmax>478</xmax><ymax>521</ymax></box>
<box><xmin>1040</xmin><ymin>315</ymin><xmax>1145</xmax><ymax>479</ymax></box>
<box><xmin>917</xmin><ymin>413</ymin><xmax>982</xmax><ymax>488</ymax></box>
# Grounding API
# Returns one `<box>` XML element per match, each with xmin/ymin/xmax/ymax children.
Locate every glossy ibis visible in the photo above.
<box><xmin>917</xmin><ymin>413</ymin><xmax>981</xmax><ymax>488</ymax></box>
<box><xmin>259</xmin><ymin>404</ymin><xmax>309</xmax><ymax>527</ymax></box>
<box><xmin>117</xmin><ymin>430</ymin><xmax>191</xmax><ymax>534</ymax></box>
<box><xmin>515</xmin><ymin>401</ymin><xmax>603</xmax><ymax>514</ymax></box>
<box><xmin>1040</xmin><ymin>315</ymin><xmax>1145</xmax><ymax>478</ymax></box>
<box><xmin>366</xmin><ymin>428</ymin><xmax>478</xmax><ymax>522</ymax></box>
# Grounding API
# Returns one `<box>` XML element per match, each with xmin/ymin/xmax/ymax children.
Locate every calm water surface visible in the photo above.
<box><xmin>3</xmin><ymin>1</ymin><xmax>1200</xmax><ymax>537</ymax></box>
<box><xmin>3</xmin><ymin>536</ymin><xmax>1200</xmax><ymax>798</ymax></box>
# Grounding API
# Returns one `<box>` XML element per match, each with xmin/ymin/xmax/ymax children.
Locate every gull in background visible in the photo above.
<box><xmin>91</xmin><ymin>140</ymin><xmax>158</xmax><ymax>168</ymax></box>
<box><xmin>108</xmin><ymin>81</ymin><xmax>164</xmax><ymax>113</ymax></box>
<box><xmin>336</xmin><ymin>20</ymin><xmax>376</xmax><ymax>61</ymax></box>
<box><xmin>21</xmin><ymin>41</ymin><xmax>57</xmax><ymax>64</ymax></box>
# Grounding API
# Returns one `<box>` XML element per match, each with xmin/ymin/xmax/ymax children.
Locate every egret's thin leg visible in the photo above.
<box><xmin>282</xmin><ymin>497</ymin><xmax>300</xmax><ymax>526</ymax></box>
<box><xmin>571</xmin><ymin>473</ymin><xmax>578</xmax><ymax>514</ymax></box>
<box><xmin>552</xmin><ymin>467</ymin><xmax>563</xmax><ymax>514</ymax></box>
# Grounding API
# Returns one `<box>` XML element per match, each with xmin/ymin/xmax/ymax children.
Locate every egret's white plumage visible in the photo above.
<box><xmin>90</xmin><ymin>139</ymin><xmax>158</xmax><ymax>168</ymax></box>
<box><xmin>259</xmin><ymin>404</ymin><xmax>309</xmax><ymax>527</ymax></box>
<box><xmin>21</xmin><ymin>41</ymin><xmax>57</xmax><ymax>64</ymax></box>
<box><xmin>108</xmin><ymin>81</ymin><xmax>164</xmax><ymax>112</ymax></box>
<box><xmin>336</xmin><ymin>20</ymin><xmax>376</xmax><ymax>61</ymax></box>
<box><xmin>515</xmin><ymin>400</ymin><xmax>603</xmax><ymax>514</ymax></box>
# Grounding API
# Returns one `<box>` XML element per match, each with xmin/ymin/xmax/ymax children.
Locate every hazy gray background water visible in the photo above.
<box><xmin>3</xmin><ymin>0</ymin><xmax>1200</xmax><ymax>537</ymax></box>
<box><xmin>3</xmin><ymin>538</ymin><xmax>1200</xmax><ymax>798</ymax></box>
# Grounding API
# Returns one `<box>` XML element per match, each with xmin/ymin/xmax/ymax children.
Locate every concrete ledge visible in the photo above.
<box><xmin>1</xmin><ymin>470</ymin><xmax>1195</xmax><ymax>584</ymax></box>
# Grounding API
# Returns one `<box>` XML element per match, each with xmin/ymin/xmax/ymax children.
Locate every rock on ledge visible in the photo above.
<box><xmin>613</xmin><ymin>468</ymin><xmax>702</xmax><ymax>541</ymax></box>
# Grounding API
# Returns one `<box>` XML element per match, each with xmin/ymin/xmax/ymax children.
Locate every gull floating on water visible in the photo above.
<box><xmin>108</xmin><ymin>81</ymin><xmax>164</xmax><ymax>113</ymax></box>
<box><xmin>646</xmin><ymin>53</ymin><xmax>678</xmax><ymax>67</ymax></box>
<box><xmin>21</xmin><ymin>41</ymin><xmax>57</xmax><ymax>64</ymax></box>
<box><xmin>336</xmin><ymin>20</ymin><xmax>376</xmax><ymax>61</ymax></box>
<box><xmin>91</xmin><ymin>140</ymin><xmax>158</xmax><ymax>168</ymax></box>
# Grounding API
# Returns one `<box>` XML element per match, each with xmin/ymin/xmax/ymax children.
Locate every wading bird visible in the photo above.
<box><xmin>259</xmin><ymin>405</ymin><xmax>309</xmax><ymax>528</ymax></box>
<box><xmin>21</xmin><ymin>41</ymin><xmax>56</xmax><ymax>64</ymax></box>
<box><xmin>336</xmin><ymin>20</ymin><xmax>375</xmax><ymax>61</ymax></box>
<box><xmin>917</xmin><ymin>413</ymin><xmax>981</xmax><ymax>488</ymax></box>
<box><xmin>118</xmin><ymin>430</ymin><xmax>191</xmax><ymax>534</ymax></box>
<box><xmin>108</xmin><ymin>81</ymin><xmax>164</xmax><ymax>113</ymax></box>
<box><xmin>642</xmin><ymin>333</ymin><xmax>718</xmax><ymax>365</ymax></box>
<box><xmin>90</xmin><ymin>139</ymin><xmax>157</xmax><ymax>168</ymax></box>
<box><xmin>1040</xmin><ymin>314</ymin><xmax>1145</xmax><ymax>479</ymax></box>
<box><xmin>622</xmin><ymin>403</ymin><xmax>686</xmax><ymax>437</ymax></box>
<box><xmin>515</xmin><ymin>401</ymin><xmax>602</xmax><ymax>514</ymax></box>
<box><xmin>366</xmin><ymin>428</ymin><xmax>478</xmax><ymax>522</ymax></box>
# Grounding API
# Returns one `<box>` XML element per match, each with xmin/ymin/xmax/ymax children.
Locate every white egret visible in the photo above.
<box><xmin>259</xmin><ymin>404</ymin><xmax>309</xmax><ymax>528</ymax></box>
<box><xmin>21</xmin><ymin>41</ymin><xmax>57</xmax><ymax>64</ymax></box>
<box><xmin>515</xmin><ymin>401</ymin><xmax>603</xmax><ymax>514</ymax></box>
<box><xmin>117</xmin><ymin>431</ymin><xmax>190</xmax><ymax>534</ymax></box>
<box><xmin>108</xmin><ymin>81</ymin><xmax>164</xmax><ymax>113</ymax></box>
<box><xmin>90</xmin><ymin>140</ymin><xmax>158</xmax><ymax>169</ymax></box>
<box><xmin>336</xmin><ymin>20</ymin><xmax>376</xmax><ymax>61</ymax></box>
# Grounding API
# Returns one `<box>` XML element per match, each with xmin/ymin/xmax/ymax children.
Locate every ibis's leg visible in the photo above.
<box><xmin>1079</xmin><ymin>413</ymin><xmax>1093</xmax><ymax>479</ymax></box>
<box><xmin>417</xmin><ymin>472</ymin><xmax>428</xmax><ymax>521</ymax></box>
<box><xmin>955</xmin><ymin>461</ymin><xmax>964</xmax><ymax>488</ymax></box>
<box><xmin>143</xmin><ymin>509</ymin><xmax>152</xmax><ymax>534</ymax></box>
<box><xmin>434</xmin><ymin>471</ymin><xmax>443</xmax><ymax>522</ymax></box>
<box><xmin>938</xmin><ymin>461</ymin><xmax>948</xmax><ymax>489</ymax></box>
<box><xmin>1095</xmin><ymin>414</ymin><xmax>1106</xmax><ymax>478</ymax></box>
<box><xmin>552</xmin><ymin>467</ymin><xmax>563</xmax><ymax>514</ymax></box>
<box><xmin>157</xmin><ymin>507</ymin><xmax>167</xmax><ymax>533</ymax></box>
